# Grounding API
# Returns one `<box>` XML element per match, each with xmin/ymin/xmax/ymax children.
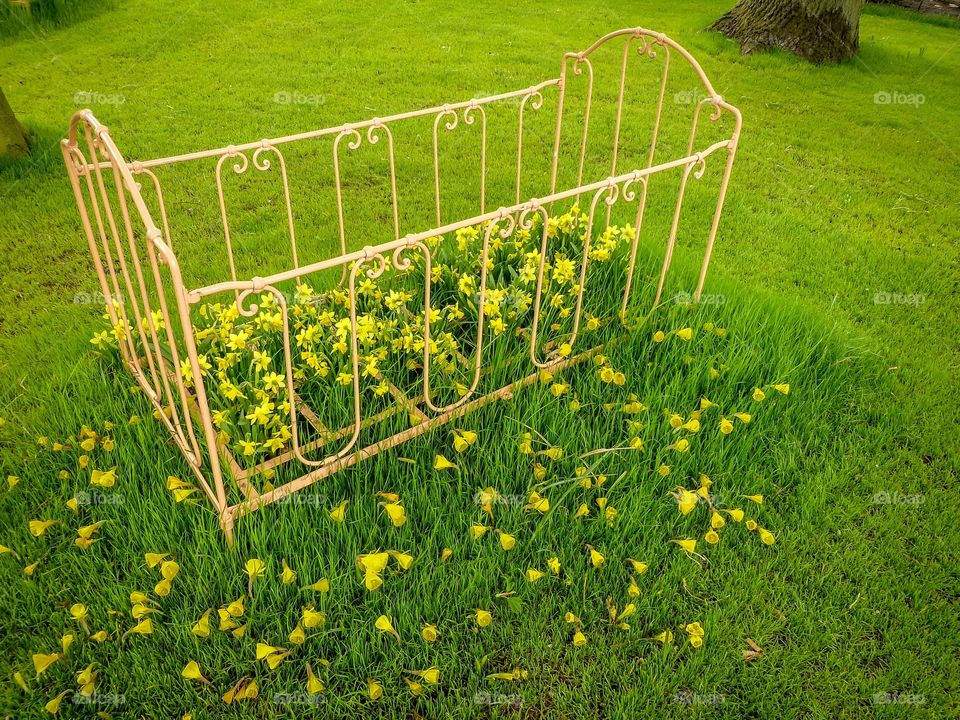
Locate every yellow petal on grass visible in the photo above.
<box><xmin>525</xmin><ymin>568</ymin><xmax>545</xmax><ymax>583</ymax></box>
<box><xmin>375</xmin><ymin>614</ymin><xmax>401</xmax><ymax>642</ymax></box>
<box><xmin>388</xmin><ymin>550</ymin><xmax>414</xmax><ymax>570</ymax></box>
<box><xmin>452</xmin><ymin>430</ymin><xmax>478</xmax><ymax>453</ymax></box>
<box><xmin>166</xmin><ymin>475</ymin><xmax>191</xmax><ymax>490</ymax></box>
<box><xmin>43</xmin><ymin>690</ymin><xmax>71</xmax><ymax>715</ymax></box>
<box><xmin>13</xmin><ymin>670</ymin><xmax>28</xmax><ymax>692</ymax></box>
<box><xmin>305</xmin><ymin>577</ymin><xmax>330</xmax><ymax>593</ymax></box>
<box><xmin>675</xmin><ymin>488</ymin><xmax>698</xmax><ymax>515</ymax></box>
<box><xmin>90</xmin><ymin>467</ymin><xmax>117</xmax><ymax>488</ymax></box>
<box><xmin>29</xmin><ymin>520</ymin><xmax>59</xmax><ymax>537</ymax></box>
<box><xmin>655</xmin><ymin>630</ymin><xmax>674</xmax><ymax>645</ymax></box>
<box><xmin>470</xmin><ymin>524</ymin><xmax>490</xmax><ymax>540</ymax></box>
<box><xmin>192</xmin><ymin>609</ymin><xmax>211</xmax><ymax>638</ymax></box>
<box><xmin>433</xmin><ymin>454</ymin><xmax>457</xmax><ymax>471</ymax></box>
<box><xmin>244</xmin><ymin>558</ymin><xmax>265</xmax><ymax>582</ymax></box>
<box><xmin>673</xmin><ymin>538</ymin><xmax>698</xmax><ymax>554</ymax></box>
<box><xmin>182</xmin><ymin>660</ymin><xmax>209</xmax><ymax>683</ymax></box>
<box><xmin>408</xmin><ymin>666</ymin><xmax>440</xmax><ymax>685</ymax></box>
<box><xmin>131</xmin><ymin>602</ymin><xmax>155</xmax><ymax>620</ymax></box>
<box><xmin>124</xmin><ymin>618</ymin><xmax>153</xmax><ymax>638</ymax></box>
<box><xmin>725</xmin><ymin>508</ymin><xmax>745</xmax><ymax>522</ymax></box>
<box><xmin>306</xmin><ymin>664</ymin><xmax>325</xmax><ymax>694</ymax></box>
<box><xmin>380</xmin><ymin>502</ymin><xmax>407</xmax><ymax>528</ymax></box>
<box><xmin>226</xmin><ymin>595</ymin><xmax>245</xmax><ymax>617</ymax></box>
<box><xmin>586</xmin><ymin>544</ymin><xmax>605</xmax><ymax>569</ymax></box>
<box><xmin>302</xmin><ymin>606</ymin><xmax>326</xmax><ymax>629</ymax></box>
<box><xmin>289</xmin><ymin>622</ymin><xmax>306</xmax><ymax>645</ymax></box>
<box><xmin>32</xmin><ymin>653</ymin><xmax>62</xmax><ymax>677</ymax></box>
<box><xmin>329</xmin><ymin>499</ymin><xmax>348</xmax><ymax>523</ymax></box>
<box><xmin>525</xmin><ymin>491</ymin><xmax>549</xmax><ymax>513</ymax></box>
<box><xmin>144</xmin><ymin>552</ymin><xmax>168</xmax><ymax>569</ymax></box>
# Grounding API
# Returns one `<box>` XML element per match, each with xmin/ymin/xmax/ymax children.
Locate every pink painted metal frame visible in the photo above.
<box><xmin>61</xmin><ymin>28</ymin><xmax>741</xmax><ymax>544</ymax></box>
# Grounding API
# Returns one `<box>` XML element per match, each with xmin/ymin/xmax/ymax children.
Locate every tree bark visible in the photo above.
<box><xmin>711</xmin><ymin>0</ymin><xmax>865</xmax><ymax>64</ymax></box>
<box><xmin>0</xmin><ymin>88</ymin><xmax>30</xmax><ymax>159</ymax></box>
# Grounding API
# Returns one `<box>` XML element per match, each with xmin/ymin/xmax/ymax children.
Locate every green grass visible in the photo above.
<box><xmin>1</xmin><ymin>1</ymin><xmax>958</xmax><ymax>718</ymax></box>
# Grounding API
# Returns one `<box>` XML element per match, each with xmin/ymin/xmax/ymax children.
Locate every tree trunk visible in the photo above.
<box><xmin>0</xmin><ymin>88</ymin><xmax>30</xmax><ymax>159</ymax></box>
<box><xmin>711</xmin><ymin>0</ymin><xmax>865</xmax><ymax>64</ymax></box>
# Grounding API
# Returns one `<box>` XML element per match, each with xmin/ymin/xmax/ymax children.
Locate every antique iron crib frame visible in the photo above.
<box><xmin>62</xmin><ymin>28</ymin><xmax>741</xmax><ymax>543</ymax></box>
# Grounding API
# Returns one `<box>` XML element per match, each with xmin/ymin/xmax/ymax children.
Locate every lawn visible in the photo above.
<box><xmin>0</xmin><ymin>1</ymin><xmax>958</xmax><ymax>718</ymax></box>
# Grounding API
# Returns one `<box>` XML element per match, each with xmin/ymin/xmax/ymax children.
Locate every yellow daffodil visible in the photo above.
<box><xmin>408</xmin><ymin>666</ymin><xmax>439</xmax><ymax>685</ymax></box>
<box><xmin>380</xmin><ymin>502</ymin><xmax>407</xmax><ymax>527</ymax></box>
<box><xmin>306</xmin><ymin>663</ymin><xmax>325</xmax><ymax>694</ymax></box>
<box><xmin>90</xmin><ymin>467</ymin><xmax>117</xmax><ymax>488</ymax></box>
<box><xmin>44</xmin><ymin>690</ymin><xmax>71</xmax><ymax>714</ymax></box>
<box><xmin>32</xmin><ymin>653</ymin><xmax>62</xmax><ymax>677</ymax></box>
<box><xmin>375</xmin><ymin>614</ymin><xmax>400</xmax><ymax>642</ymax></box>
<box><xmin>573</xmin><ymin>629</ymin><xmax>587</xmax><ymax>647</ymax></box>
<box><xmin>289</xmin><ymin>622</ymin><xmax>306</xmax><ymax>645</ymax></box>
<box><xmin>474</xmin><ymin>609</ymin><xmax>493</xmax><ymax>627</ymax></box>
<box><xmin>773</xmin><ymin>383</ymin><xmax>790</xmax><ymax>395</ymax></box>
<box><xmin>302</xmin><ymin>606</ymin><xmax>326</xmax><ymax>629</ymax></box>
<box><xmin>182</xmin><ymin>660</ymin><xmax>209</xmax><ymax>683</ymax></box>
<box><xmin>525</xmin><ymin>568</ymin><xmax>545</xmax><ymax>583</ymax></box>
<box><xmin>144</xmin><ymin>552</ymin><xmax>168</xmax><ymax>568</ymax></box>
<box><xmin>388</xmin><ymin>550</ymin><xmax>414</xmax><ymax>570</ymax></box>
<box><xmin>305</xmin><ymin>577</ymin><xmax>330</xmax><ymax>593</ymax></box>
<box><xmin>675</xmin><ymin>488</ymin><xmax>698</xmax><ymax>515</ymax></box>
<box><xmin>758</xmin><ymin>527</ymin><xmax>776</xmax><ymax>545</ymax></box>
<box><xmin>704</xmin><ymin>529</ymin><xmax>720</xmax><ymax>545</ymax></box>
<box><xmin>422</xmin><ymin>624</ymin><xmax>439</xmax><ymax>642</ymax></box>
<box><xmin>673</xmin><ymin>538</ymin><xmax>697</xmax><ymax>555</ymax></box>
<box><xmin>719</xmin><ymin>417</ymin><xmax>734</xmax><ymax>435</ymax></box>
<box><xmin>29</xmin><ymin>519</ymin><xmax>59</xmax><ymax>537</ymax></box>
<box><xmin>441</xmin><ymin>547</ymin><xmax>453</xmax><ymax>562</ymax></box>
<box><xmin>725</xmin><ymin>508</ymin><xmax>745</xmax><ymax>522</ymax></box>
<box><xmin>367</xmin><ymin>678</ymin><xmax>383</xmax><ymax>700</ymax></box>
<box><xmin>496</xmin><ymin>530</ymin><xmax>516</xmax><ymax>551</ymax></box>
<box><xmin>281</xmin><ymin>560</ymin><xmax>296</xmax><ymax>584</ymax></box>
<box><xmin>434</xmin><ymin>454</ymin><xmax>457</xmax><ymax>471</ymax></box>
<box><xmin>453</xmin><ymin>430</ymin><xmax>478</xmax><ymax>453</ymax></box>
<box><xmin>752</xmin><ymin>387</ymin><xmax>766</xmax><ymax>401</ymax></box>
<box><xmin>656</xmin><ymin>630</ymin><xmax>674</xmax><ymax>645</ymax></box>
<box><xmin>587</xmin><ymin>544</ymin><xmax>604</xmax><ymax>568</ymax></box>
<box><xmin>744</xmin><ymin>494</ymin><xmax>764</xmax><ymax>504</ymax></box>
<box><xmin>329</xmin><ymin>499</ymin><xmax>348</xmax><ymax>523</ymax></box>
